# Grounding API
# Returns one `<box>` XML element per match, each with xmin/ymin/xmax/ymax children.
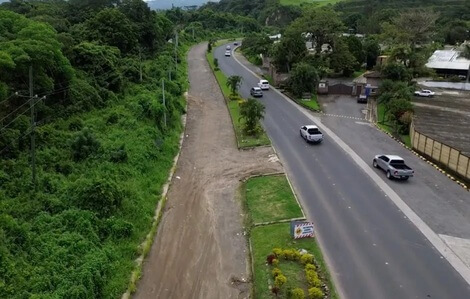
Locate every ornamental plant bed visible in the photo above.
<box><xmin>251</xmin><ymin>223</ymin><xmax>338</xmax><ymax>299</ymax></box>
<box><xmin>268</xmin><ymin>248</ymin><xmax>329</xmax><ymax>299</ymax></box>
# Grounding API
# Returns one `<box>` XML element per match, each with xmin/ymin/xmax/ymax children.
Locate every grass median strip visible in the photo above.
<box><xmin>243</xmin><ymin>175</ymin><xmax>338</xmax><ymax>299</ymax></box>
<box><xmin>206</xmin><ymin>48</ymin><xmax>270</xmax><ymax>148</ymax></box>
<box><xmin>245</xmin><ymin>175</ymin><xmax>303</xmax><ymax>224</ymax></box>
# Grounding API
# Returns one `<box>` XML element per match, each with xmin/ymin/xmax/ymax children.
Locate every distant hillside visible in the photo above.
<box><xmin>147</xmin><ymin>0</ymin><xmax>217</xmax><ymax>10</ymax></box>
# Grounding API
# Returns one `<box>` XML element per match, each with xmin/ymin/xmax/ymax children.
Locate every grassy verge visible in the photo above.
<box><xmin>242</xmin><ymin>175</ymin><xmax>337</xmax><ymax>299</ymax></box>
<box><xmin>245</xmin><ymin>175</ymin><xmax>303</xmax><ymax>224</ymax></box>
<box><xmin>377</xmin><ymin>102</ymin><xmax>411</xmax><ymax>148</ymax></box>
<box><xmin>206</xmin><ymin>49</ymin><xmax>270</xmax><ymax>148</ymax></box>
<box><xmin>299</xmin><ymin>94</ymin><xmax>321</xmax><ymax>111</ymax></box>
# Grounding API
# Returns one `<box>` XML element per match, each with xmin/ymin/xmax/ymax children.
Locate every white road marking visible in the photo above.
<box><xmin>231</xmin><ymin>50</ymin><xmax>470</xmax><ymax>286</ymax></box>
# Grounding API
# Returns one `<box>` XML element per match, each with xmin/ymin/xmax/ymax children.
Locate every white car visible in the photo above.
<box><xmin>225</xmin><ymin>50</ymin><xmax>231</xmax><ymax>57</ymax></box>
<box><xmin>226</xmin><ymin>45</ymin><xmax>231</xmax><ymax>50</ymax></box>
<box><xmin>257</xmin><ymin>79</ymin><xmax>270</xmax><ymax>90</ymax></box>
<box><xmin>414</xmin><ymin>89</ymin><xmax>435</xmax><ymax>97</ymax></box>
<box><xmin>300</xmin><ymin>125</ymin><xmax>323</xmax><ymax>143</ymax></box>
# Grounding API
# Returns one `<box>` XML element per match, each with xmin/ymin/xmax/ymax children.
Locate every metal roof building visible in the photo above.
<box><xmin>426</xmin><ymin>49</ymin><xmax>470</xmax><ymax>77</ymax></box>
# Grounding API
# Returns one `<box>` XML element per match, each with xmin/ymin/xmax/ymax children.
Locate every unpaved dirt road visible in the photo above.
<box><xmin>134</xmin><ymin>43</ymin><xmax>282</xmax><ymax>299</ymax></box>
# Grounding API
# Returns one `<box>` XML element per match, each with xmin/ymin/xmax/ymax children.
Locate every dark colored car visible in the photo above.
<box><xmin>357</xmin><ymin>94</ymin><xmax>367</xmax><ymax>103</ymax></box>
<box><xmin>250</xmin><ymin>87</ymin><xmax>263</xmax><ymax>97</ymax></box>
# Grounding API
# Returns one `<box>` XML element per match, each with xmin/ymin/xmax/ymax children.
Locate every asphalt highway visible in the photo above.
<box><xmin>215</xmin><ymin>44</ymin><xmax>470</xmax><ymax>298</ymax></box>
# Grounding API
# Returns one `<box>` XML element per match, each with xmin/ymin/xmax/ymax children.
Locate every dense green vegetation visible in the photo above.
<box><xmin>0</xmin><ymin>1</ymin><xmax>260</xmax><ymax>297</ymax></box>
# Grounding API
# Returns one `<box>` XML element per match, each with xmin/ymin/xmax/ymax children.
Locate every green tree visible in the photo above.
<box><xmin>80</xmin><ymin>8</ymin><xmax>138</xmax><ymax>54</ymax></box>
<box><xmin>239</xmin><ymin>98</ymin><xmax>265</xmax><ymax>136</ymax></box>
<box><xmin>288</xmin><ymin>7</ymin><xmax>345</xmax><ymax>54</ymax></box>
<box><xmin>329</xmin><ymin>38</ymin><xmax>358</xmax><ymax>76</ymax></box>
<box><xmin>382</xmin><ymin>63</ymin><xmax>412</xmax><ymax>81</ymax></box>
<box><xmin>346</xmin><ymin>35</ymin><xmax>365</xmax><ymax>66</ymax></box>
<box><xmin>387</xmin><ymin>98</ymin><xmax>413</xmax><ymax>133</ymax></box>
<box><xmin>271</xmin><ymin>32</ymin><xmax>306</xmax><ymax>73</ymax></box>
<box><xmin>226</xmin><ymin>75</ymin><xmax>242</xmax><ymax>95</ymax></box>
<box><xmin>363</xmin><ymin>38</ymin><xmax>381</xmax><ymax>69</ymax></box>
<box><xmin>289</xmin><ymin>62</ymin><xmax>319</xmax><ymax>98</ymax></box>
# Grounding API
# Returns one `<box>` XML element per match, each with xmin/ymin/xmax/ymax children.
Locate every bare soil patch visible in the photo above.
<box><xmin>134</xmin><ymin>43</ymin><xmax>282</xmax><ymax>299</ymax></box>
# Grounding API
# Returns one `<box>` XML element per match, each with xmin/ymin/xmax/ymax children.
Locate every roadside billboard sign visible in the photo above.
<box><xmin>290</xmin><ymin>221</ymin><xmax>315</xmax><ymax>239</ymax></box>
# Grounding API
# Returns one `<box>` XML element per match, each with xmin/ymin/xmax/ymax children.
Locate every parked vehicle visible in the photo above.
<box><xmin>300</xmin><ymin>125</ymin><xmax>323</xmax><ymax>143</ymax></box>
<box><xmin>373</xmin><ymin>155</ymin><xmax>414</xmax><ymax>180</ymax></box>
<box><xmin>250</xmin><ymin>87</ymin><xmax>263</xmax><ymax>97</ymax></box>
<box><xmin>226</xmin><ymin>45</ymin><xmax>231</xmax><ymax>50</ymax></box>
<box><xmin>225</xmin><ymin>50</ymin><xmax>231</xmax><ymax>57</ymax></box>
<box><xmin>357</xmin><ymin>94</ymin><xmax>367</xmax><ymax>103</ymax></box>
<box><xmin>257</xmin><ymin>79</ymin><xmax>270</xmax><ymax>90</ymax></box>
<box><xmin>414</xmin><ymin>89</ymin><xmax>435</xmax><ymax>97</ymax></box>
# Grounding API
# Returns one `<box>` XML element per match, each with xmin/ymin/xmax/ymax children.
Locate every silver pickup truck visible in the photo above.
<box><xmin>373</xmin><ymin>155</ymin><xmax>414</xmax><ymax>180</ymax></box>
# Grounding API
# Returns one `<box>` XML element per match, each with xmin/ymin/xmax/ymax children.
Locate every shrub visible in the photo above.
<box><xmin>291</xmin><ymin>288</ymin><xmax>305</xmax><ymax>299</ymax></box>
<box><xmin>106</xmin><ymin>112</ymin><xmax>120</xmax><ymax>125</ymax></box>
<box><xmin>272</xmin><ymin>258</ymin><xmax>279</xmax><ymax>267</ymax></box>
<box><xmin>305</xmin><ymin>269</ymin><xmax>320</xmax><ymax>287</ymax></box>
<box><xmin>74</xmin><ymin>178</ymin><xmax>125</xmax><ymax>217</ymax></box>
<box><xmin>272</xmin><ymin>286</ymin><xmax>280</xmax><ymax>296</ymax></box>
<box><xmin>228</xmin><ymin>94</ymin><xmax>240</xmax><ymax>101</ymax></box>
<box><xmin>68</xmin><ymin>118</ymin><xmax>83</xmax><ymax>131</ymax></box>
<box><xmin>282</xmin><ymin>249</ymin><xmax>294</xmax><ymax>260</ymax></box>
<box><xmin>305</xmin><ymin>263</ymin><xmax>316</xmax><ymax>272</ymax></box>
<box><xmin>71</xmin><ymin>128</ymin><xmax>101</xmax><ymax>161</ymax></box>
<box><xmin>102</xmin><ymin>217</ymin><xmax>134</xmax><ymax>239</ymax></box>
<box><xmin>213</xmin><ymin>57</ymin><xmax>219</xmax><ymax>68</ymax></box>
<box><xmin>300</xmin><ymin>253</ymin><xmax>314</xmax><ymax>265</ymax></box>
<box><xmin>272</xmin><ymin>267</ymin><xmax>282</xmax><ymax>278</ymax></box>
<box><xmin>273</xmin><ymin>248</ymin><xmax>283</xmax><ymax>257</ymax></box>
<box><xmin>292</xmin><ymin>249</ymin><xmax>301</xmax><ymax>261</ymax></box>
<box><xmin>110</xmin><ymin>145</ymin><xmax>128</xmax><ymax>163</ymax></box>
<box><xmin>274</xmin><ymin>274</ymin><xmax>287</xmax><ymax>288</ymax></box>
<box><xmin>239</xmin><ymin>98</ymin><xmax>265</xmax><ymax>136</ymax></box>
<box><xmin>267</xmin><ymin>254</ymin><xmax>276</xmax><ymax>265</ymax></box>
<box><xmin>308</xmin><ymin>287</ymin><xmax>324</xmax><ymax>299</ymax></box>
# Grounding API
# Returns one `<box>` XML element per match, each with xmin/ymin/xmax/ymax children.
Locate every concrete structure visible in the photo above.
<box><xmin>426</xmin><ymin>49</ymin><xmax>470</xmax><ymax>79</ymax></box>
<box><xmin>353</xmin><ymin>71</ymin><xmax>382</xmax><ymax>97</ymax></box>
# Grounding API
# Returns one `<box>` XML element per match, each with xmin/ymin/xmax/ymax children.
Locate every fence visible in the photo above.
<box><xmin>410</xmin><ymin>123</ymin><xmax>470</xmax><ymax>182</ymax></box>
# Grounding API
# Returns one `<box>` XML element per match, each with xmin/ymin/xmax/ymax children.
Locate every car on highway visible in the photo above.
<box><xmin>414</xmin><ymin>89</ymin><xmax>435</xmax><ymax>97</ymax></box>
<box><xmin>257</xmin><ymin>79</ymin><xmax>270</xmax><ymax>90</ymax></box>
<box><xmin>373</xmin><ymin>155</ymin><xmax>414</xmax><ymax>180</ymax></box>
<box><xmin>234</xmin><ymin>41</ymin><xmax>239</xmax><ymax>46</ymax></box>
<box><xmin>250</xmin><ymin>87</ymin><xmax>263</xmax><ymax>97</ymax></box>
<box><xmin>300</xmin><ymin>125</ymin><xmax>323</xmax><ymax>143</ymax></box>
<box><xmin>226</xmin><ymin>45</ymin><xmax>231</xmax><ymax>50</ymax></box>
<box><xmin>225</xmin><ymin>50</ymin><xmax>231</xmax><ymax>57</ymax></box>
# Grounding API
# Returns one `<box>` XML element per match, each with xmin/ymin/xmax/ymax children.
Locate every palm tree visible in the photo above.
<box><xmin>226</xmin><ymin>75</ymin><xmax>242</xmax><ymax>95</ymax></box>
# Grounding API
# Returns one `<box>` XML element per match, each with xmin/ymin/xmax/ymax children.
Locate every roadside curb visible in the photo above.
<box><xmin>372</xmin><ymin>122</ymin><xmax>469</xmax><ymax>192</ymax></box>
<box><xmin>121</xmin><ymin>98</ymin><xmax>188</xmax><ymax>299</ymax></box>
<box><xmin>253</xmin><ymin>217</ymin><xmax>307</xmax><ymax>227</ymax></box>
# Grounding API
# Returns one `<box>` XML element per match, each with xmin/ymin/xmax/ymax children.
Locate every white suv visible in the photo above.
<box><xmin>257</xmin><ymin>79</ymin><xmax>270</xmax><ymax>90</ymax></box>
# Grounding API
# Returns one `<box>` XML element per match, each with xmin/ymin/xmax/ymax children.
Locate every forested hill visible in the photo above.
<box><xmin>0</xmin><ymin>0</ymin><xmax>259</xmax><ymax>298</ymax></box>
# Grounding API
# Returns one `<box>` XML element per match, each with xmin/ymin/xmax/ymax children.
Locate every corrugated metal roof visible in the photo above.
<box><xmin>426</xmin><ymin>49</ymin><xmax>470</xmax><ymax>71</ymax></box>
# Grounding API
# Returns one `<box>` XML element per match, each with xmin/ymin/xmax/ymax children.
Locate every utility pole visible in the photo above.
<box><xmin>162</xmin><ymin>79</ymin><xmax>166</xmax><ymax>128</ymax></box>
<box><xmin>29</xmin><ymin>65</ymin><xmax>37</xmax><ymax>189</ymax></box>
<box><xmin>174</xmin><ymin>31</ymin><xmax>178</xmax><ymax>69</ymax></box>
<box><xmin>139</xmin><ymin>47</ymin><xmax>143</xmax><ymax>83</ymax></box>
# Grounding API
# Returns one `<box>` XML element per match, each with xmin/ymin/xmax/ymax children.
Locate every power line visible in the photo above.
<box><xmin>0</xmin><ymin>97</ymin><xmax>34</xmax><ymax>124</ymax></box>
<box><xmin>0</xmin><ymin>127</ymin><xmax>33</xmax><ymax>156</ymax></box>
<box><xmin>0</xmin><ymin>96</ymin><xmax>43</xmax><ymax>133</ymax></box>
